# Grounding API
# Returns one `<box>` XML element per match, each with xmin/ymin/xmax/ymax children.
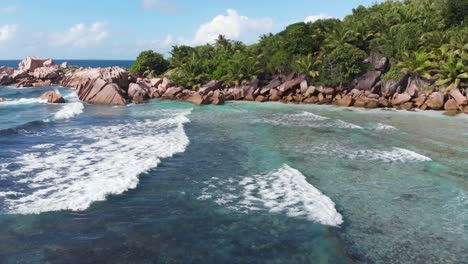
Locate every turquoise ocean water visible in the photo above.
<box><xmin>0</xmin><ymin>85</ymin><xmax>467</xmax><ymax>263</ymax></box>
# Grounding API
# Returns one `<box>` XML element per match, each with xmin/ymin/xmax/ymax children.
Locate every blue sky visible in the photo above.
<box><xmin>0</xmin><ymin>0</ymin><xmax>381</xmax><ymax>59</ymax></box>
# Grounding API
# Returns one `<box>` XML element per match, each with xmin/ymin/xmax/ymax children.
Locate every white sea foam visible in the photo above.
<box><xmin>371</xmin><ymin>123</ymin><xmax>397</xmax><ymax>131</ymax></box>
<box><xmin>199</xmin><ymin>165</ymin><xmax>343</xmax><ymax>226</ymax></box>
<box><xmin>260</xmin><ymin>111</ymin><xmax>362</xmax><ymax>129</ymax></box>
<box><xmin>297</xmin><ymin>111</ymin><xmax>330</xmax><ymax>121</ymax></box>
<box><xmin>52</xmin><ymin>102</ymin><xmax>84</xmax><ymax>121</ymax></box>
<box><xmin>0</xmin><ymin>191</ymin><xmax>22</xmax><ymax>197</ymax></box>
<box><xmin>2</xmin><ymin>108</ymin><xmax>192</xmax><ymax>214</ymax></box>
<box><xmin>31</xmin><ymin>144</ymin><xmax>55</xmax><ymax>149</ymax></box>
<box><xmin>0</xmin><ymin>98</ymin><xmax>47</xmax><ymax>106</ymax></box>
<box><xmin>304</xmin><ymin>142</ymin><xmax>431</xmax><ymax>162</ymax></box>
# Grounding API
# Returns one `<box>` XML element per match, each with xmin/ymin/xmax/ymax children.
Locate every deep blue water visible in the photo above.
<box><xmin>0</xmin><ymin>60</ymin><xmax>135</xmax><ymax>69</ymax></box>
<box><xmin>0</xmin><ymin>85</ymin><xmax>467</xmax><ymax>263</ymax></box>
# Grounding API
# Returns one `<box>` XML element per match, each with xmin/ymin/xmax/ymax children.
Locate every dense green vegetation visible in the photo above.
<box><xmin>129</xmin><ymin>50</ymin><xmax>168</xmax><ymax>77</ymax></box>
<box><xmin>131</xmin><ymin>0</ymin><xmax>467</xmax><ymax>90</ymax></box>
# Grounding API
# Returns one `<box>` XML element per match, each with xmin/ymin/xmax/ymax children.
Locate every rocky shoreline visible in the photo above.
<box><xmin>1</xmin><ymin>56</ymin><xmax>467</xmax><ymax>115</ymax></box>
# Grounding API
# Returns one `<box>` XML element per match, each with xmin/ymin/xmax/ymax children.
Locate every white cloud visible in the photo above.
<box><xmin>0</xmin><ymin>24</ymin><xmax>18</xmax><ymax>43</ymax></box>
<box><xmin>51</xmin><ymin>22</ymin><xmax>109</xmax><ymax>48</ymax></box>
<box><xmin>141</xmin><ymin>0</ymin><xmax>178</xmax><ymax>13</ymax></box>
<box><xmin>0</xmin><ymin>6</ymin><xmax>18</xmax><ymax>13</ymax></box>
<box><xmin>193</xmin><ymin>9</ymin><xmax>273</xmax><ymax>45</ymax></box>
<box><xmin>304</xmin><ymin>13</ymin><xmax>334</xmax><ymax>23</ymax></box>
<box><xmin>135</xmin><ymin>34</ymin><xmax>188</xmax><ymax>55</ymax></box>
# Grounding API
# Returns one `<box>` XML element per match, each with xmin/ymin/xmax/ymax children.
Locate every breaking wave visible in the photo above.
<box><xmin>198</xmin><ymin>164</ymin><xmax>343</xmax><ymax>227</ymax></box>
<box><xmin>0</xmin><ymin>109</ymin><xmax>192</xmax><ymax>214</ymax></box>
<box><xmin>303</xmin><ymin>142</ymin><xmax>431</xmax><ymax>163</ymax></box>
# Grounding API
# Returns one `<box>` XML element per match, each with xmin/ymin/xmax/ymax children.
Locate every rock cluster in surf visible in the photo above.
<box><xmin>1</xmin><ymin>56</ymin><xmax>467</xmax><ymax>115</ymax></box>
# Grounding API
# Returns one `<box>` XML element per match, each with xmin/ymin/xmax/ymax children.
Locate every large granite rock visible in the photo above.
<box><xmin>199</xmin><ymin>80</ymin><xmax>222</xmax><ymax>95</ymax></box>
<box><xmin>19</xmin><ymin>56</ymin><xmax>54</xmax><ymax>72</ymax></box>
<box><xmin>61</xmin><ymin>67</ymin><xmax>129</xmax><ymax>90</ymax></box>
<box><xmin>279</xmin><ymin>75</ymin><xmax>306</xmax><ymax>93</ymax></box>
<box><xmin>0</xmin><ymin>74</ymin><xmax>13</xmax><ymax>85</ymax></box>
<box><xmin>392</xmin><ymin>93</ymin><xmax>412</xmax><ymax>106</ymax></box>
<box><xmin>160</xmin><ymin>77</ymin><xmax>174</xmax><ymax>89</ymax></box>
<box><xmin>128</xmin><ymin>83</ymin><xmax>149</xmax><ymax>98</ymax></box>
<box><xmin>354</xmin><ymin>96</ymin><xmax>378</xmax><ymax>108</ymax></box>
<box><xmin>12</xmin><ymin>70</ymin><xmax>29</xmax><ymax>80</ymax></box>
<box><xmin>355</xmin><ymin>70</ymin><xmax>381</xmax><ymax>91</ymax></box>
<box><xmin>210</xmin><ymin>90</ymin><xmax>225</xmax><ymax>105</ymax></box>
<box><xmin>185</xmin><ymin>92</ymin><xmax>209</xmax><ymax>105</ymax></box>
<box><xmin>150</xmin><ymin>78</ymin><xmax>163</xmax><ymax>87</ymax></box>
<box><xmin>366</xmin><ymin>53</ymin><xmax>388</xmax><ymax>71</ymax></box>
<box><xmin>449</xmin><ymin>88</ymin><xmax>467</xmax><ymax>106</ymax></box>
<box><xmin>425</xmin><ymin>92</ymin><xmax>445</xmax><ymax>110</ymax></box>
<box><xmin>336</xmin><ymin>95</ymin><xmax>354</xmax><ymax>107</ymax></box>
<box><xmin>33</xmin><ymin>80</ymin><xmax>52</xmax><ymax>87</ymax></box>
<box><xmin>381</xmin><ymin>74</ymin><xmax>409</xmax><ymax>97</ymax></box>
<box><xmin>405</xmin><ymin>76</ymin><xmax>430</xmax><ymax>97</ymax></box>
<box><xmin>77</xmin><ymin>78</ymin><xmax>128</xmax><ymax>106</ymax></box>
<box><xmin>0</xmin><ymin>66</ymin><xmax>15</xmax><ymax>75</ymax></box>
<box><xmin>260</xmin><ymin>77</ymin><xmax>282</xmax><ymax>95</ymax></box>
<box><xmin>243</xmin><ymin>86</ymin><xmax>256</xmax><ymax>101</ymax></box>
<box><xmin>39</xmin><ymin>91</ymin><xmax>65</xmax><ymax>103</ymax></box>
<box><xmin>162</xmin><ymin>87</ymin><xmax>183</xmax><ymax>99</ymax></box>
<box><xmin>31</xmin><ymin>66</ymin><xmax>60</xmax><ymax>79</ymax></box>
<box><xmin>304</xmin><ymin>86</ymin><xmax>316</xmax><ymax>97</ymax></box>
<box><xmin>444</xmin><ymin>98</ymin><xmax>459</xmax><ymax>113</ymax></box>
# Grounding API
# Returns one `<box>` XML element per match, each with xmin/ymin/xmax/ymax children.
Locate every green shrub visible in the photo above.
<box><xmin>382</xmin><ymin>67</ymin><xmax>405</xmax><ymax>81</ymax></box>
<box><xmin>129</xmin><ymin>50</ymin><xmax>169</xmax><ymax>77</ymax></box>
<box><xmin>320</xmin><ymin>44</ymin><xmax>369</xmax><ymax>86</ymax></box>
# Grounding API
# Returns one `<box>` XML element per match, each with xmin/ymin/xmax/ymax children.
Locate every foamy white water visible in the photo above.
<box><xmin>303</xmin><ymin>142</ymin><xmax>431</xmax><ymax>162</ymax></box>
<box><xmin>2</xmin><ymin>109</ymin><xmax>192</xmax><ymax>214</ymax></box>
<box><xmin>0</xmin><ymin>98</ymin><xmax>47</xmax><ymax>106</ymax></box>
<box><xmin>199</xmin><ymin>165</ymin><xmax>343</xmax><ymax>226</ymax></box>
<box><xmin>52</xmin><ymin>102</ymin><xmax>84</xmax><ymax>121</ymax></box>
<box><xmin>0</xmin><ymin>191</ymin><xmax>22</xmax><ymax>197</ymax></box>
<box><xmin>371</xmin><ymin>123</ymin><xmax>397</xmax><ymax>131</ymax></box>
<box><xmin>260</xmin><ymin>111</ymin><xmax>362</xmax><ymax>129</ymax></box>
<box><xmin>31</xmin><ymin>144</ymin><xmax>56</xmax><ymax>149</ymax></box>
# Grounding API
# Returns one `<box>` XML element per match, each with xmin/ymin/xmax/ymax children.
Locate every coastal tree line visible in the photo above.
<box><xmin>130</xmin><ymin>0</ymin><xmax>467</xmax><ymax>91</ymax></box>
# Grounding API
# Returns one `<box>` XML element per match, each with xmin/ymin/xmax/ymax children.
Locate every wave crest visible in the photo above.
<box><xmin>199</xmin><ymin>165</ymin><xmax>343</xmax><ymax>226</ymax></box>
